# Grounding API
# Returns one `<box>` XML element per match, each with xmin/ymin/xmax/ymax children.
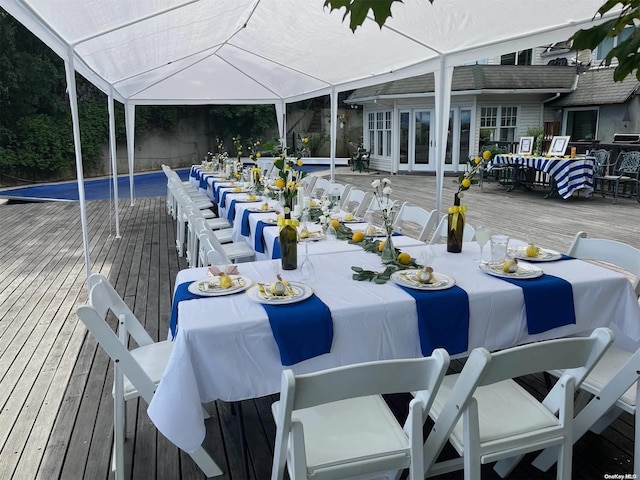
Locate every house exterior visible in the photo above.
<box><xmin>347</xmin><ymin>54</ymin><xmax>639</xmax><ymax>174</ymax></box>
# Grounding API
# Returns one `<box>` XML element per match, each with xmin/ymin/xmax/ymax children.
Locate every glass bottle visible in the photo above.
<box><xmin>279</xmin><ymin>213</ymin><xmax>298</xmax><ymax>270</ymax></box>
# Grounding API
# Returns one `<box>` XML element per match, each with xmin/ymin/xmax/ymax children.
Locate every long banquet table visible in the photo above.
<box><xmin>147</xmin><ymin>242</ymin><xmax>640</xmax><ymax>456</ymax></box>
<box><xmin>491</xmin><ymin>154</ymin><xmax>596</xmax><ymax>198</ymax></box>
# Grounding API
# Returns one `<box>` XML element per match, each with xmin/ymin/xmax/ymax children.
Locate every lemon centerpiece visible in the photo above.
<box><xmin>415</xmin><ymin>266</ymin><xmax>434</xmax><ymax>284</ymax></box>
<box><xmin>525</xmin><ymin>243</ymin><xmax>539</xmax><ymax>258</ymax></box>
<box><xmin>344</xmin><ymin>212</ymin><xmax>354</xmax><ymax>221</ymax></box>
<box><xmin>218</xmin><ymin>273</ymin><xmax>233</xmax><ymax>289</ymax></box>
<box><xmin>502</xmin><ymin>258</ymin><xmax>519</xmax><ymax>273</ymax></box>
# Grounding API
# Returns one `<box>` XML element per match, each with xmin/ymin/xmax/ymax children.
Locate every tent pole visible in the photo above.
<box><xmin>125</xmin><ymin>102</ymin><xmax>136</xmax><ymax>206</ymax></box>
<box><xmin>434</xmin><ymin>60</ymin><xmax>454</xmax><ymax>216</ymax></box>
<box><xmin>329</xmin><ymin>87</ymin><xmax>337</xmax><ymax>182</ymax></box>
<box><xmin>275</xmin><ymin>101</ymin><xmax>286</xmax><ymax>147</ymax></box>
<box><xmin>108</xmin><ymin>89</ymin><xmax>121</xmax><ymax>238</ymax></box>
<box><xmin>64</xmin><ymin>50</ymin><xmax>92</xmax><ymax>281</ymax></box>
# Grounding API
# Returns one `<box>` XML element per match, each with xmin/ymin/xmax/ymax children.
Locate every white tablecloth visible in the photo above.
<box><xmin>147</xmin><ymin>244</ymin><xmax>640</xmax><ymax>453</ymax></box>
<box><xmin>492</xmin><ymin>155</ymin><xmax>595</xmax><ymax>198</ymax></box>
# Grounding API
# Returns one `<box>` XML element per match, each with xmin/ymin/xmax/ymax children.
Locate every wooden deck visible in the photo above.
<box><xmin>0</xmin><ymin>167</ymin><xmax>638</xmax><ymax>479</ymax></box>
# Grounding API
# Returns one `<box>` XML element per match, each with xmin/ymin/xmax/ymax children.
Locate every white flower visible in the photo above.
<box><xmin>382</xmin><ymin>178</ymin><xmax>391</xmax><ymax>186</ymax></box>
<box><xmin>371</xmin><ymin>179</ymin><xmax>381</xmax><ymax>188</ymax></box>
<box><xmin>319</xmin><ymin>215</ymin><xmax>326</xmax><ymax>223</ymax></box>
<box><xmin>383</xmin><ymin>186</ymin><xmax>392</xmax><ymax>195</ymax></box>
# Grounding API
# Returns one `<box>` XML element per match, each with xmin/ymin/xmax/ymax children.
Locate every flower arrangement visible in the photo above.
<box><xmin>215</xmin><ymin>137</ymin><xmax>229</xmax><ymax>165</ymax></box>
<box><xmin>264</xmin><ymin>139</ymin><xmax>307</xmax><ymax>212</ymax></box>
<box><xmin>232</xmin><ymin>135</ymin><xmax>243</xmax><ymax>159</ymax></box>
<box><xmin>371</xmin><ymin>178</ymin><xmax>396</xmax><ymax>233</ymax></box>
<box><xmin>247</xmin><ymin>138</ymin><xmax>262</xmax><ymax>162</ymax></box>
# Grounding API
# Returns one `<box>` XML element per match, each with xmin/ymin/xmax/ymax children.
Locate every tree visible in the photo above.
<box><xmin>324</xmin><ymin>0</ymin><xmax>639</xmax><ymax>81</ymax></box>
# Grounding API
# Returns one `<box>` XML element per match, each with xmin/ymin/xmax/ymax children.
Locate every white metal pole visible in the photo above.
<box><xmin>64</xmin><ymin>49</ymin><xmax>92</xmax><ymax>281</ymax></box>
<box><xmin>329</xmin><ymin>86</ymin><xmax>338</xmax><ymax>182</ymax></box>
<box><xmin>108</xmin><ymin>89</ymin><xmax>121</xmax><ymax>238</ymax></box>
<box><xmin>125</xmin><ymin>102</ymin><xmax>136</xmax><ymax>206</ymax></box>
<box><xmin>434</xmin><ymin>60</ymin><xmax>454</xmax><ymax>215</ymax></box>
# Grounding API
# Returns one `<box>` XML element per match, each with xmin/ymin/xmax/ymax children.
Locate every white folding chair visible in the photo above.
<box><xmin>271</xmin><ymin>350</ymin><xmax>450</xmax><ymax>480</ymax></box>
<box><xmin>428</xmin><ymin>215</ymin><xmax>476</xmax><ymax>245</ymax></box>
<box><xmin>424</xmin><ymin>328</ymin><xmax>613</xmax><ymax>480</ymax></box>
<box><xmin>300</xmin><ymin>175</ymin><xmax>317</xmax><ymax>194</ymax></box>
<box><xmin>76</xmin><ymin>274</ymin><xmax>221</xmax><ymax>480</ymax></box>
<box><xmin>340</xmin><ymin>188</ymin><xmax>373</xmax><ymax>217</ymax></box>
<box><xmin>197</xmin><ymin>220</ymin><xmax>255</xmax><ymax>264</ymax></box>
<box><xmin>529</xmin><ymin>232</ymin><xmax>640</xmax><ymax>475</ymax></box>
<box><xmin>198</xmin><ymin>231</ymin><xmax>232</xmax><ymax>267</ymax></box>
<box><xmin>392</xmin><ymin>202</ymin><xmax>438</xmax><ymax>242</ymax></box>
<box><xmin>311</xmin><ymin>177</ymin><xmax>331</xmax><ymax>199</ymax></box>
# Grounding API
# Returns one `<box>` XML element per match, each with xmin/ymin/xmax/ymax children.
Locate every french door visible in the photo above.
<box><xmin>398</xmin><ymin>109</ymin><xmax>434</xmax><ymax>172</ymax></box>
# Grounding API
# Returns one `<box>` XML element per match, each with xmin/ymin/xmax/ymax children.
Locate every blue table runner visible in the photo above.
<box><xmin>261</xmin><ymin>294</ymin><xmax>333</xmax><ymax>366</ymax></box>
<box><xmin>255</xmin><ymin>221</ymin><xmax>275</xmax><ymax>253</ymax></box>
<box><xmin>397</xmin><ymin>285</ymin><xmax>469</xmax><ymax>356</ymax></box>
<box><xmin>170</xmin><ymin>282</ymin><xmax>200</xmax><ymax>338</ymax></box>
<box><xmin>497</xmin><ymin>273</ymin><xmax>576</xmax><ymax>334</ymax></box>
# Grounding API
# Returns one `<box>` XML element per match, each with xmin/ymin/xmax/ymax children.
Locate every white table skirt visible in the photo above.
<box><xmin>147</xmin><ymin>244</ymin><xmax>640</xmax><ymax>453</ymax></box>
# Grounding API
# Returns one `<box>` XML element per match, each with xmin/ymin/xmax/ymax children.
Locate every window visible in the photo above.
<box><xmin>480</xmin><ymin>106</ymin><xmax>518</xmax><ymax>143</ymax></box>
<box><xmin>366</xmin><ymin>110</ymin><xmax>393</xmax><ymax>157</ymax></box>
<box><xmin>564</xmin><ymin>108</ymin><xmax>598</xmax><ymax>142</ymax></box>
<box><xmin>596</xmin><ymin>27</ymin><xmax>633</xmax><ymax>62</ymax></box>
<box><xmin>500</xmin><ymin>49</ymin><xmax>533</xmax><ymax>65</ymax></box>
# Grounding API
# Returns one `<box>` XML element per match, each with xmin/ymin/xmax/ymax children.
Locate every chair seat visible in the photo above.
<box><xmin>122</xmin><ymin>340</ymin><xmax>174</xmax><ymax>400</ymax></box>
<box><xmin>222</xmin><ymin>241</ymin><xmax>255</xmax><ymax>261</ymax></box>
<box><xmin>581</xmin><ymin>346</ymin><xmax>636</xmax><ymax>407</ymax></box>
<box><xmin>214</xmin><ymin>228</ymin><xmax>234</xmax><ymax>244</ymax></box>
<box><xmin>205</xmin><ymin>217</ymin><xmax>231</xmax><ymax>230</ymax></box>
<box><xmin>272</xmin><ymin>395</ymin><xmax>410</xmax><ymax>476</ymax></box>
<box><xmin>431</xmin><ymin>375</ymin><xmax>559</xmax><ymax>450</ymax></box>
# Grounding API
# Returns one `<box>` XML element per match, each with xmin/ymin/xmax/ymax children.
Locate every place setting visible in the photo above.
<box><xmin>185</xmin><ymin>265</ymin><xmax>253</xmax><ymax>297</ymax></box>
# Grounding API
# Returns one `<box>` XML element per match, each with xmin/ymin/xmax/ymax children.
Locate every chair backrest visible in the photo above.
<box><xmin>272</xmin><ymin>350</ymin><xmax>450</xmax><ymax>480</ymax></box>
<box><xmin>311</xmin><ymin>177</ymin><xmax>331</xmax><ymax>198</ymax></box>
<box><xmin>423</xmin><ymin>328</ymin><xmax>614</xmax><ymax>471</ymax></box>
<box><xmin>197</xmin><ymin>227</ymin><xmax>231</xmax><ymax>266</ymax></box>
<box><xmin>341</xmin><ymin>188</ymin><xmax>370</xmax><ymax>215</ymax></box>
<box><xmin>591</xmin><ymin>149</ymin><xmax>612</xmax><ymax>175</ymax></box>
<box><xmin>616</xmin><ymin>151</ymin><xmax>640</xmax><ymax>175</ymax></box>
<box><xmin>393</xmin><ymin>202</ymin><xmax>438</xmax><ymax>242</ymax></box>
<box><xmin>76</xmin><ymin>274</ymin><xmax>157</xmax><ymax>401</ymax></box>
<box><xmin>428</xmin><ymin>215</ymin><xmax>475</xmax><ymax>245</ymax></box>
<box><xmin>299</xmin><ymin>175</ymin><xmax>317</xmax><ymax>194</ymax></box>
<box><xmin>567</xmin><ymin>231</ymin><xmax>640</xmax><ymax>296</ymax></box>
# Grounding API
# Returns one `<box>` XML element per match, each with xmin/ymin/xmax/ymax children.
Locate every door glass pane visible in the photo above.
<box><xmin>445</xmin><ymin>110</ymin><xmax>454</xmax><ymax>165</ymax></box>
<box><xmin>400</xmin><ymin>112</ymin><xmax>409</xmax><ymax>164</ymax></box>
<box><xmin>567</xmin><ymin>110</ymin><xmax>598</xmax><ymax>141</ymax></box>
<box><xmin>459</xmin><ymin>109</ymin><xmax>471</xmax><ymax>160</ymax></box>
<box><xmin>414</xmin><ymin>111</ymin><xmax>430</xmax><ymax>165</ymax></box>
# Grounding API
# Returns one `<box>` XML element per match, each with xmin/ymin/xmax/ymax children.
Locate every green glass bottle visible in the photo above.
<box><xmin>280</xmin><ymin>213</ymin><xmax>298</xmax><ymax>270</ymax></box>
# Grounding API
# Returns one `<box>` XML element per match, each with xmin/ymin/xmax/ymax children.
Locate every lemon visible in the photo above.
<box><xmin>366</xmin><ymin>225</ymin><xmax>377</xmax><ymax>236</ymax></box>
<box><xmin>331</xmin><ymin>219</ymin><xmax>340</xmax><ymax>230</ymax></box>
<box><xmin>461</xmin><ymin>178</ymin><xmax>471</xmax><ymax>188</ymax></box>
<box><xmin>269</xmin><ymin>281</ymin><xmax>286</xmax><ymax>295</ymax></box>
<box><xmin>525</xmin><ymin>244</ymin><xmax>539</xmax><ymax>258</ymax></box>
<box><xmin>352</xmin><ymin>231</ymin><xmax>365</xmax><ymax>243</ymax></box>
<box><xmin>482</xmin><ymin>150</ymin><xmax>492</xmax><ymax>161</ymax></box>
<box><xmin>344</xmin><ymin>212</ymin><xmax>354</xmax><ymax>221</ymax></box>
<box><xmin>219</xmin><ymin>273</ymin><xmax>233</xmax><ymax>289</ymax></box>
<box><xmin>398</xmin><ymin>252</ymin><xmax>411</xmax><ymax>265</ymax></box>
<box><xmin>275</xmin><ymin>178</ymin><xmax>285</xmax><ymax>189</ymax></box>
<box><xmin>310</xmin><ymin>199</ymin><xmax>317</xmax><ymax>207</ymax></box>
<box><xmin>378</xmin><ymin>240</ymin><xmax>386</xmax><ymax>252</ymax></box>
<box><xmin>248</xmin><ymin>195</ymin><xmax>256</xmax><ymax>201</ymax></box>
<box><xmin>502</xmin><ymin>259</ymin><xmax>518</xmax><ymax>273</ymax></box>
<box><xmin>299</xmin><ymin>227</ymin><xmax>310</xmax><ymax>239</ymax></box>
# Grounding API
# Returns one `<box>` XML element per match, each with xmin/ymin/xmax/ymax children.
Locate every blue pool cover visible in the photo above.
<box><xmin>0</xmin><ymin>165</ymin><xmax>329</xmax><ymax>202</ymax></box>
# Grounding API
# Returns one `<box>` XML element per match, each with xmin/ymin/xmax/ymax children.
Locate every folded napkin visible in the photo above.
<box><xmin>199</xmin><ymin>176</ymin><xmax>208</xmax><ymax>190</ymax></box>
<box><xmin>220</xmin><ymin>190</ymin><xmax>230</xmax><ymax>208</ymax></box>
<box><xmin>497</xmin><ymin>274</ymin><xmax>576</xmax><ymax>334</ymax></box>
<box><xmin>397</xmin><ymin>285</ymin><xmax>469</xmax><ymax>356</ymax></box>
<box><xmin>169</xmin><ymin>282</ymin><xmax>200</xmax><ymax>338</ymax></box>
<box><xmin>241</xmin><ymin>209</ymin><xmax>253</xmax><ymax>236</ymax></box>
<box><xmin>254</xmin><ymin>220</ymin><xmax>274</xmax><ymax>253</ymax></box>
<box><xmin>190</xmin><ymin>167</ymin><xmax>198</xmax><ymax>178</ymax></box>
<box><xmin>227</xmin><ymin>199</ymin><xmax>239</xmax><ymax>222</ymax></box>
<box><xmin>261</xmin><ymin>294</ymin><xmax>333</xmax><ymax>365</ymax></box>
<box><xmin>272</xmin><ymin>238</ymin><xmax>281</xmax><ymax>259</ymax></box>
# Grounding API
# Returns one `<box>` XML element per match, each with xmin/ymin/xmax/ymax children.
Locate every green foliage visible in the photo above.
<box><xmin>572</xmin><ymin>0</ymin><xmax>640</xmax><ymax>81</ymax></box>
<box><xmin>323</xmin><ymin>0</ymin><xmax>426</xmax><ymax>32</ymax></box>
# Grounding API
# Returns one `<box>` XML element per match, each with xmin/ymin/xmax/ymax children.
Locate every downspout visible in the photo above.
<box><xmin>540</xmin><ymin>93</ymin><xmax>561</xmax><ymax>127</ymax></box>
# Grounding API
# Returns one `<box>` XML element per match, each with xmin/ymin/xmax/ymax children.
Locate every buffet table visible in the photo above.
<box><xmin>491</xmin><ymin>154</ymin><xmax>596</xmax><ymax>198</ymax></box>
<box><xmin>147</xmin><ymin>243</ymin><xmax>640</xmax><ymax>455</ymax></box>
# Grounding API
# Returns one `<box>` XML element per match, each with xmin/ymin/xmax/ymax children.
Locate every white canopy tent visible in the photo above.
<box><xmin>1</xmin><ymin>0</ymin><xmax>619</xmax><ymax>277</ymax></box>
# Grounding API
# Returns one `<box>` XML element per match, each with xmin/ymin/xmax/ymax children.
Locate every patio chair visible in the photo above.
<box><xmin>611</xmin><ymin>151</ymin><xmax>640</xmax><ymax>204</ymax></box>
<box><xmin>310</xmin><ymin>177</ymin><xmax>331</xmax><ymax>199</ymax></box>
<box><xmin>529</xmin><ymin>232</ymin><xmax>640</xmax><ymax>476</ymax></box>
<box><xmin>76</xmin><ymin>274</ymin><xmax>221</xmax><ymax>480</ymax></box>
<box><xmin>300</xmin><ymin>175</ymin><xmax>317</xmax><ymax>194</ymax></box>
<box><xmin>392</xmin><ymin>202</ymin><xmax>438</xmax><ymax>242</ymax></box>
<box><xmin>340</xmin><ymin>188</ymin><xmax>373</xmax><ymax>217</ymax></box>
<box><xmin>590</xmin><ymin>149</ymin><xmax>615</xmax><ymax>196</ymax></box>
<box><xmin>428</xmin><ymin>215</ymin><xmax>475</xmax><ymax>245</ymax></box>
<box><xmin>424</xmin><ymin>328</ymin><xmax>614</xmax><ymax>480</ymax></box>
<box><xmin>271</xmin><ymin>350</ymin><xmax>450</xmax><ymax>480</ymax></box>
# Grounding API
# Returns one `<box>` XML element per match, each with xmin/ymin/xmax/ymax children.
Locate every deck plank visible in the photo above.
<box><xmin>0</xmin><ymin>168</ymin><xmax>637</xmax><ymax>480</ymax></box>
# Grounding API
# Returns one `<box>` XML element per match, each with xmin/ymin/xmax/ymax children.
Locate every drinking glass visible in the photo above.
<box><xmin>490</xmin><ymin>234</ymin><xmax>509</xmax><ymax>265</ymax></box>
<box><xmin>300</xmin><ymin>240</ymin><xmax>315</xmax><ymax>281</ymax></box>
<box><xmin>475</xmin><ymin>225</ymin><xmax>491</xmax><ymax>263</ymax></box>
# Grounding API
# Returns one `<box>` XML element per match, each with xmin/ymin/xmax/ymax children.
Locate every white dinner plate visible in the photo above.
<box><xmin>479</xmin><ymin>262</ymin><xmax>543</xmax><ymax>279</ymax></box>
<box><xmin>512</xmin><ymin>247</ymin><xmax>562</xmax><ymax>262</ymax></box>
<box><xmin>188</xmin><ymin>275</ymin><xmax>252</xmax><ymax>297</ymax></box>
<box><xmin>246</xmin><ymin>281</ymin><xmax>313</xmax><ymax>305</ymax></box>
<box><xmin>341</xmin><ymin>217</ymin><xmax>363</xmax><ymax>224</ymax></box>
<box><xmin>299</xmin><ymin>230</ymin><xmax>325</xmax><ymax>242</ymax></box>
<box><xmin>391</xmin><ymin>270</ymin><xmax>456</xmax><ymax>291</ymax></box>
<box><xmin>248</xmin><ymin>207</ymin><xmax>275</xmax><ymax>213</ymax></box>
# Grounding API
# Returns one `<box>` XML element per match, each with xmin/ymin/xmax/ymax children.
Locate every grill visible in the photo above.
<box><xmin>612</xmin><ymin>133</ymin><xmax>640</xmax><ymax>143</ymax></box>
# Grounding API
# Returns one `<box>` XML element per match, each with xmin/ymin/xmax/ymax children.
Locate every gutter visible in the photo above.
<box><xmin>348</xmin><ymin>88</ymin><xmax>574</xmax><ymax>104</ymax></box>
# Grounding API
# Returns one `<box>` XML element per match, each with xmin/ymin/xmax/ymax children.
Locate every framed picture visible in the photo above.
<box><xmin>517</xmin><ymin>136</ymin><xmax>534</xmax><ymax>155</ymax></box>
<box><xmin>549</xmin><ymin>136</ymin><xmax>571</xmax><ymax>157</ymax></box>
